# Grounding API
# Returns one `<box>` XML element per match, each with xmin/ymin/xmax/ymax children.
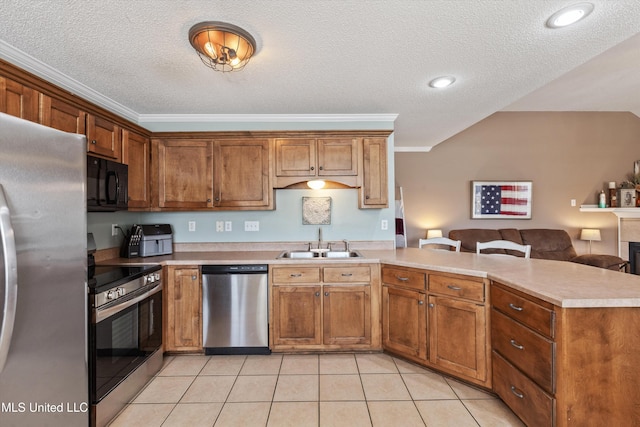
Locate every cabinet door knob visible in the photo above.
<box><xmin>315</xmin><ymin>291</ymin><xmax>320</xmax><ymax>297</ymax></box>
<box><xmin>206</xmin><ymin>198</ymin><xmax>211</xmax><ymax>203</ymax></box>
<box><xmin>215</xmin><ymin>197</ymin><xmax>220</xmax><ymax>201</ymax></box>
<box><xmin>428</xmin><ymin>303</ymin><xmax>434</xmax><ymax>308</ymax></box>
<box><xmin>310</xmin><ymin>166</ymin><xmax>315</xmax><ymax>171</ymax></box>
<box><xmin>324</xmin><ymin>292</ymin><xmax>329</xmax><ymax>296</ymax></box>
<box><xmin>319</xmin><ymin>166</ymin><xmax>323</xmax><ymax>170</ymax></box>
<box><xmin>418</xmin><ymin>300</ymin><xmax>424</xmax><ymax>305</ymax></box>
<box><xmin>191</xmin><ymin>275</ymin><xmax>197</xmax><ymax>280</ymax></box>
<box><xmin>91</xmin><ymin>140</ymin><xmax>97</xmax><ymax>144</ymax></box>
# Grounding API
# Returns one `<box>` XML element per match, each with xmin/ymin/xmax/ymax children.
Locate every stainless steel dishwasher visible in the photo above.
<box><xmin>202</xmin><ymin>265</ymin><xmax>270</xmax><ymax>355</ymax></box>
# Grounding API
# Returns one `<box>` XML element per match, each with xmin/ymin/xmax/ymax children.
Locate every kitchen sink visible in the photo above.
<box><xmin>277</xmin><ymin>250</ymin><xmax>363</xmax><ymax>259</ymax></box>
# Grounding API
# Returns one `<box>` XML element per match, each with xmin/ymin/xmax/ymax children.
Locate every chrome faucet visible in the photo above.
<box><xmin>318</xmin><ymin>227</ymin><xmax>323</xmax><ymax>249</ymax></box>
<box><xmin>343</xmin><ymin>239</ymin><xmax>350</xmax><ymax>252</ymax></box>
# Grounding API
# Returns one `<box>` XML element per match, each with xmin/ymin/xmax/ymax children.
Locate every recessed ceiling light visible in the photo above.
<box><xmin>428</xmin><ymin>76</ymin><xmax>456</xmax><ymax>89</ymax></box>
<box><xmin>546</xmin><ymin>3</ymin><xmax>594</xmax><ymax>28</ymax></box>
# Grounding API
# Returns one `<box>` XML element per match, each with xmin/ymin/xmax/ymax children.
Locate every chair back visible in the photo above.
<box><xmin>419</xmin><ymin>237</ymin><xmax>461</xmax><ymax>252</ymax></box>
<box><xmin>476</xmin><ymin>240</ymin><xmax>531</xmax><ymax>258</ymax></box>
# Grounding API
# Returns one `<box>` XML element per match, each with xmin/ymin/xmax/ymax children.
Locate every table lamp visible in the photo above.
<box><xmin>580</xmin><ymin>229</ymin><xmax>601</xmax><ymax>254</ymax></box>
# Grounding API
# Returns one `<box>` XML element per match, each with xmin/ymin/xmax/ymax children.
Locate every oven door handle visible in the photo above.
<box><xmin>96</xmin><ymin>283</ymin><xmax>162</xmax><ymax>323</ymax></box>
<box><xmin>0</xmin><ymin>184</ymin><xmax>18</xmax><ymax>375</ymax></box>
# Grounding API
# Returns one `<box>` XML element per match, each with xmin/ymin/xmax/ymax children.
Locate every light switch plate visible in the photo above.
<box><xmin>225</xmin><ymin>221</ymin><xmax>232</xmax><ymax>231</ymax></box>
<box><xmin>188</xmin><ymin>221</ymin><xmax>196</xmax><ymax>232</ymax></box>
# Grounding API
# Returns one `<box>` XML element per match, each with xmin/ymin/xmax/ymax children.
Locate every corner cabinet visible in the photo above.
<box><xmin>153</xmin><ymin>137</ymin><xmax>273</xmax><ymax>210</ymax></box>
<box><xmin>382</xmin><ymin>265</ymin><xmax>491</xmax><ymax>389</ymax></box>
<box><xmin>270</xmin><ymin>263</ymin><xmax>380</xmax><ymax>352</ymax></box>
<box><xmin>164</xmin><ymin>266</ymin><xmax>202</xmax><ymax>352</ymax></box>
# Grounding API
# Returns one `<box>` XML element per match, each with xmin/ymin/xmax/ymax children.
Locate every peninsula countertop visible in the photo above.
<box><xmin>100</xmin><ymin>247</ymin><xmax>640</xmax><ymax>309</ymax></box>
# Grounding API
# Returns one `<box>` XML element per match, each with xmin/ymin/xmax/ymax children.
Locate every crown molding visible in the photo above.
<box><xmin>138</xmin><ymin>113</ymin><xmax>398</xmax><ymax>123</ymax></box>
<box><xmin>0</xmin><ymin>40</ymin><xmax>139</xmax><ymax>122</ymax></box>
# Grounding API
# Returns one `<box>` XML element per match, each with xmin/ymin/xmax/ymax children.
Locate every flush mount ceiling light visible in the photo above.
<box><xmin>546</xmin><ymin>3</ymin><xmax>594</xmax><ymax>28</ymax></box>
<box><xmin>428</xmin><ymin>76</ymin><xmax>456</xmax><ymax>89</ymax></box>
<box><xmin>188</xmin><ymin>21</ymin><xmax>256</xmax><ymax>72</ymax></box>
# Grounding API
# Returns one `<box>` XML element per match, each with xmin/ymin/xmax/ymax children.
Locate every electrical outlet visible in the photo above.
<box><xmin>188</xmin><ymin>221</ymin><xmax>196</xmax><ymax>232</ymax></box>
<box><xmin>225</xmin><ymin>221</ymin><xmax>232</xmax><ymax>232</ymax></box>
<box><xmin>244</xmin><ymin>221</ymin><xmax>259</xmax><ymax>231</ymax></box>
<box><xmin>381</xmin><ymin>219</ymin><xmax>388</xmax><ymax>230</ymax></box>
<box><xmin>111</xmin><ymin>224</ymin><xmax>118</xmax><ymax>236</ymax></box>
<box><xmin>215</xmin><ymin>221</ymin><xmax>224</xmax><ymax>232</ymax></box>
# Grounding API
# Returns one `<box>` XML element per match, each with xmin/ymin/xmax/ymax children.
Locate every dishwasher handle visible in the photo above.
<box><xmin>202</xmin><ymin>264</ymin><xmax>268</xmax><ymax>275</ymax></box>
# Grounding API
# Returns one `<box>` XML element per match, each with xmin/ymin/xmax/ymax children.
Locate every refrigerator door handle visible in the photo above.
<box><xmin>0</xmin><ymin>184</ymin><xmax>18</xmax><ymax>374</ymax></box>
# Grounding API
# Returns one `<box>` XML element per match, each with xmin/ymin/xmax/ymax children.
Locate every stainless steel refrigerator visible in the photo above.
<box><xmin>0</xmin><ymin>113</ymin><xmax>88</xmax><ymax>426</ymax></box>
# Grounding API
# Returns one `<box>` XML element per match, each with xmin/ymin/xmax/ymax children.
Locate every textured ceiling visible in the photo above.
<box><xmin>1</xmin><ymin>0</ymin><xmax>639</xmax><ymax>150</ymax></box>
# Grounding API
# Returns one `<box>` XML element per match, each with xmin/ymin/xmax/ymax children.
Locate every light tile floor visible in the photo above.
<box><xmin>108</xmin><ymin>353</ymin><xmax>525</xmax><ymax>427</ymax></box>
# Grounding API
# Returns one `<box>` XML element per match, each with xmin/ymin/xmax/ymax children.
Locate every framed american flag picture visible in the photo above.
<box><xmin>471</xmin><ymin>181</ymin><xmax>532</xmax><ymax>219</ymax></box>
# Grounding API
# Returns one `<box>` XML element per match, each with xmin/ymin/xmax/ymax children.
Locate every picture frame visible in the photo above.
<box><xmin>619</xmin><ymin>188</ymin><xmax>636</xmax><ymax>208</ymax></box>
<box><xmin>471</xmin><ymin>181</ymin><xmax>532</xmax><ymax>219</ymax></box>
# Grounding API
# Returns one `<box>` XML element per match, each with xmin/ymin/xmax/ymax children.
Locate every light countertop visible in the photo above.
<box><xmin>100</xmin><ymin>247</ymin><xmax>640</xmax><ymax>308</ymax></box>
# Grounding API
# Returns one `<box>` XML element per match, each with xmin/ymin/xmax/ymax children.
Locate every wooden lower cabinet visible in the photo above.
<box><xmin>164</xmin><ymin>266</ymin><xmax>202</xmax><ymax>352</ymax></box>
<box><xmin>428</xmin><ymin>295</ymin><xmax>487</xmax><ymax>382</ymax></box>
<box><xmin>270</xmin><ymin>264</ymin><xmax>379</xmax><ymax>351</ymax></box>
<box><xmin>382</xmin><ymin>265</ymin><xmax>490</xmax><ymax>388</ymax></box>
<box><xmin>382</xmin><ymin>285</ymin><xmax>426</xmax><ymax>359</ymax></box>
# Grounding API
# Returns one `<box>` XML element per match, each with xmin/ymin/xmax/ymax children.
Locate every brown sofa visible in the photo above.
<box><xmin>448</xmin><ymin>228</ymin><xmax>627</xmax><ymax>271</ymax></box>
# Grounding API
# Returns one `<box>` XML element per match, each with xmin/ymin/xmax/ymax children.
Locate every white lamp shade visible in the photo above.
<box><xmin>426</xmin><ymin>229</ymin><xmax>443</xmax><ymax>239</ymax></box>
<box><xmin>580</xmin><ymin>229</ymin><xmax>601</xmax><ymax>241</ymax></box>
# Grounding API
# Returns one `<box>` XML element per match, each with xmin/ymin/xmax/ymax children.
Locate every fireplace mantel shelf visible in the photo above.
<box><xmin>580</xmin><ymin>205</ymin><xmax>640</xmax><ymax>217</ymax></box>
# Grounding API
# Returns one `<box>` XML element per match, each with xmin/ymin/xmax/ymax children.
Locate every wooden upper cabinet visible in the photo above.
<box><xmin>274</xmin><ymin>137</ymin><xmax>359</xmax><ymax>187</ymax></box>
<box><xmin>122</xmin><ymin>130</ymin><xmax>151</xmax><ymax>209</ymax></box>
<box><xmin>359</xmin><ymin>137</ymin><xmax>388</xmax><ymax>208</ymax></box>
<box><xmin>0</xmin><ymin>77</ymin><xmax>39</xmax><ymax>122</ymax></box>
<box><xmin>86</xmin><ymin>114</ymin><xmax>121</xmax><ymax>160</ymax></box>
<box><xmin>39</xmin><ymin>94</ymin><xmax>86</xmax><ymax>135</ymax></box>
<box><xmin>317</xmin><ymin>138</ymin><xmax>358</xmax><ymax>176</ymax></box>
<box><xmin>275</xmin><ymin>138</ymin><xmax>316</xmax><ymax>177</ymax></box>
<box><xmin>212</xmin><ymin>138</ymin><xmax>272</xmax><ymax>209</ymax></box>
<box><xmin>156</xmin><ymin>139</ymin><xmax>214</xmax><ymax>209</ymax></box>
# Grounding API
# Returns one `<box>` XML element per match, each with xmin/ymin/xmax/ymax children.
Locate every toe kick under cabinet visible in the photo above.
<box><xmin>270</xmin><ymin>263</ymin><xmax>381</xmax><ymax>352</ymax></box>
<box><xmin>491</xmin><ymin>281</ymin><xmax>640</xmax><ymax>427</ymax></box>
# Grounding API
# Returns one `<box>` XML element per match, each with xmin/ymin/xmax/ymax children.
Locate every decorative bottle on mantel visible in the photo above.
<box><xmin>598</xmin><ymin>190</ymin><xmax>606</xmax><ymax>208</ymax></box>
<box><xmin>609</xmin><ymin>182</ymin><xmax>617</xmax><ymax>207</ymax></box>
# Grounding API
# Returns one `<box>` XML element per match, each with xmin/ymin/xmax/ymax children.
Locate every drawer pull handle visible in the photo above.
<box><xmin>510</xmin><ymin>339</ymin><xmax>524</xmax><ymax>350</ymax></box>
<box><xmin>447</xmin><ymin>285</ymin><xmax>462</xmax><ymax>291</ymax></box>
<box><xmin>510</xmin><ymin>386</ymin><xmax>524</xmax><ymax>399</ymax></box>
<box><xmin>290</xmin><ymin>273</ymin><xmax>302</xmax><ymax>277</ymax></box>
<box><xmin>509</xmin><ymin>303</ymin><xmax>524</xmax><ymax>312</ymax></box>
<box><xmin>396</xmin><ymin>276</ymin><xmax>409</xmax><ymax>281</ymax></box>
<box><xmin>341</xmin><ymin>273</ymin><xmax>353</xmax><ymax>277</ymax></box>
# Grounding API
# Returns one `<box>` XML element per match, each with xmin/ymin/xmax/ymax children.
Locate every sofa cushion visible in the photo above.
<box><xmin>571</xmin><ymin>254</ymin><xmax>627</xmax><ymax>271</ymax></box>
<box><xmin>449</xmin><ymin>229</ymin><xmax>503</xmax><ymax>253</ymax></box>
<box><xmin>519</xmin><ymin>229</ymin><xmax>577</xmax><ymax>261</ymax></box>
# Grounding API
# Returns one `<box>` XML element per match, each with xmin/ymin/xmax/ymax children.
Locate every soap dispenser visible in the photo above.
<box><xmin>598</xmin><ymin>190</ymin><xmax>606</xmax><ymax>208</ymax></box>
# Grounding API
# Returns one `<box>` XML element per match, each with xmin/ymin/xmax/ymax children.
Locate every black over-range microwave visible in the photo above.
<box><xmin>87</xmin><ymin>154</ymin><xmax>128</xmax><ymax>211</ymax></box>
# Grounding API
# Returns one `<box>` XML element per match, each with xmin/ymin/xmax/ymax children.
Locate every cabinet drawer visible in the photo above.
<box><xmin>493</xmin><ymin>352</ymin><xmax>554</xmax><ymax>427</ymax></box>
<box><xmin>429</xmin><ymin>274</ymin><xmax>484</xmax><ymax>302</ymax></box>
<box><xmin>492</xmin><ymin>284</ymin><xmax>555</xmax><ymax>338</ymax></box>
<box><xmin>324</xmin><ymin>266</ymin><xmax>371</xmax><ymax>283</ymax></box>
<box><xmin>272</xmin><ymin>267</ymin><xmax>321</xmax><ymax>283</ymax></box>
<box><xmin>492</xmin><ymin>309</ymin><xmax>555</xmax><ymax>394</ymax></box>
<box><xmin>382</xmin><ymin>267</ymin><xmax>426</xmax><ymax>290</ymax></box>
